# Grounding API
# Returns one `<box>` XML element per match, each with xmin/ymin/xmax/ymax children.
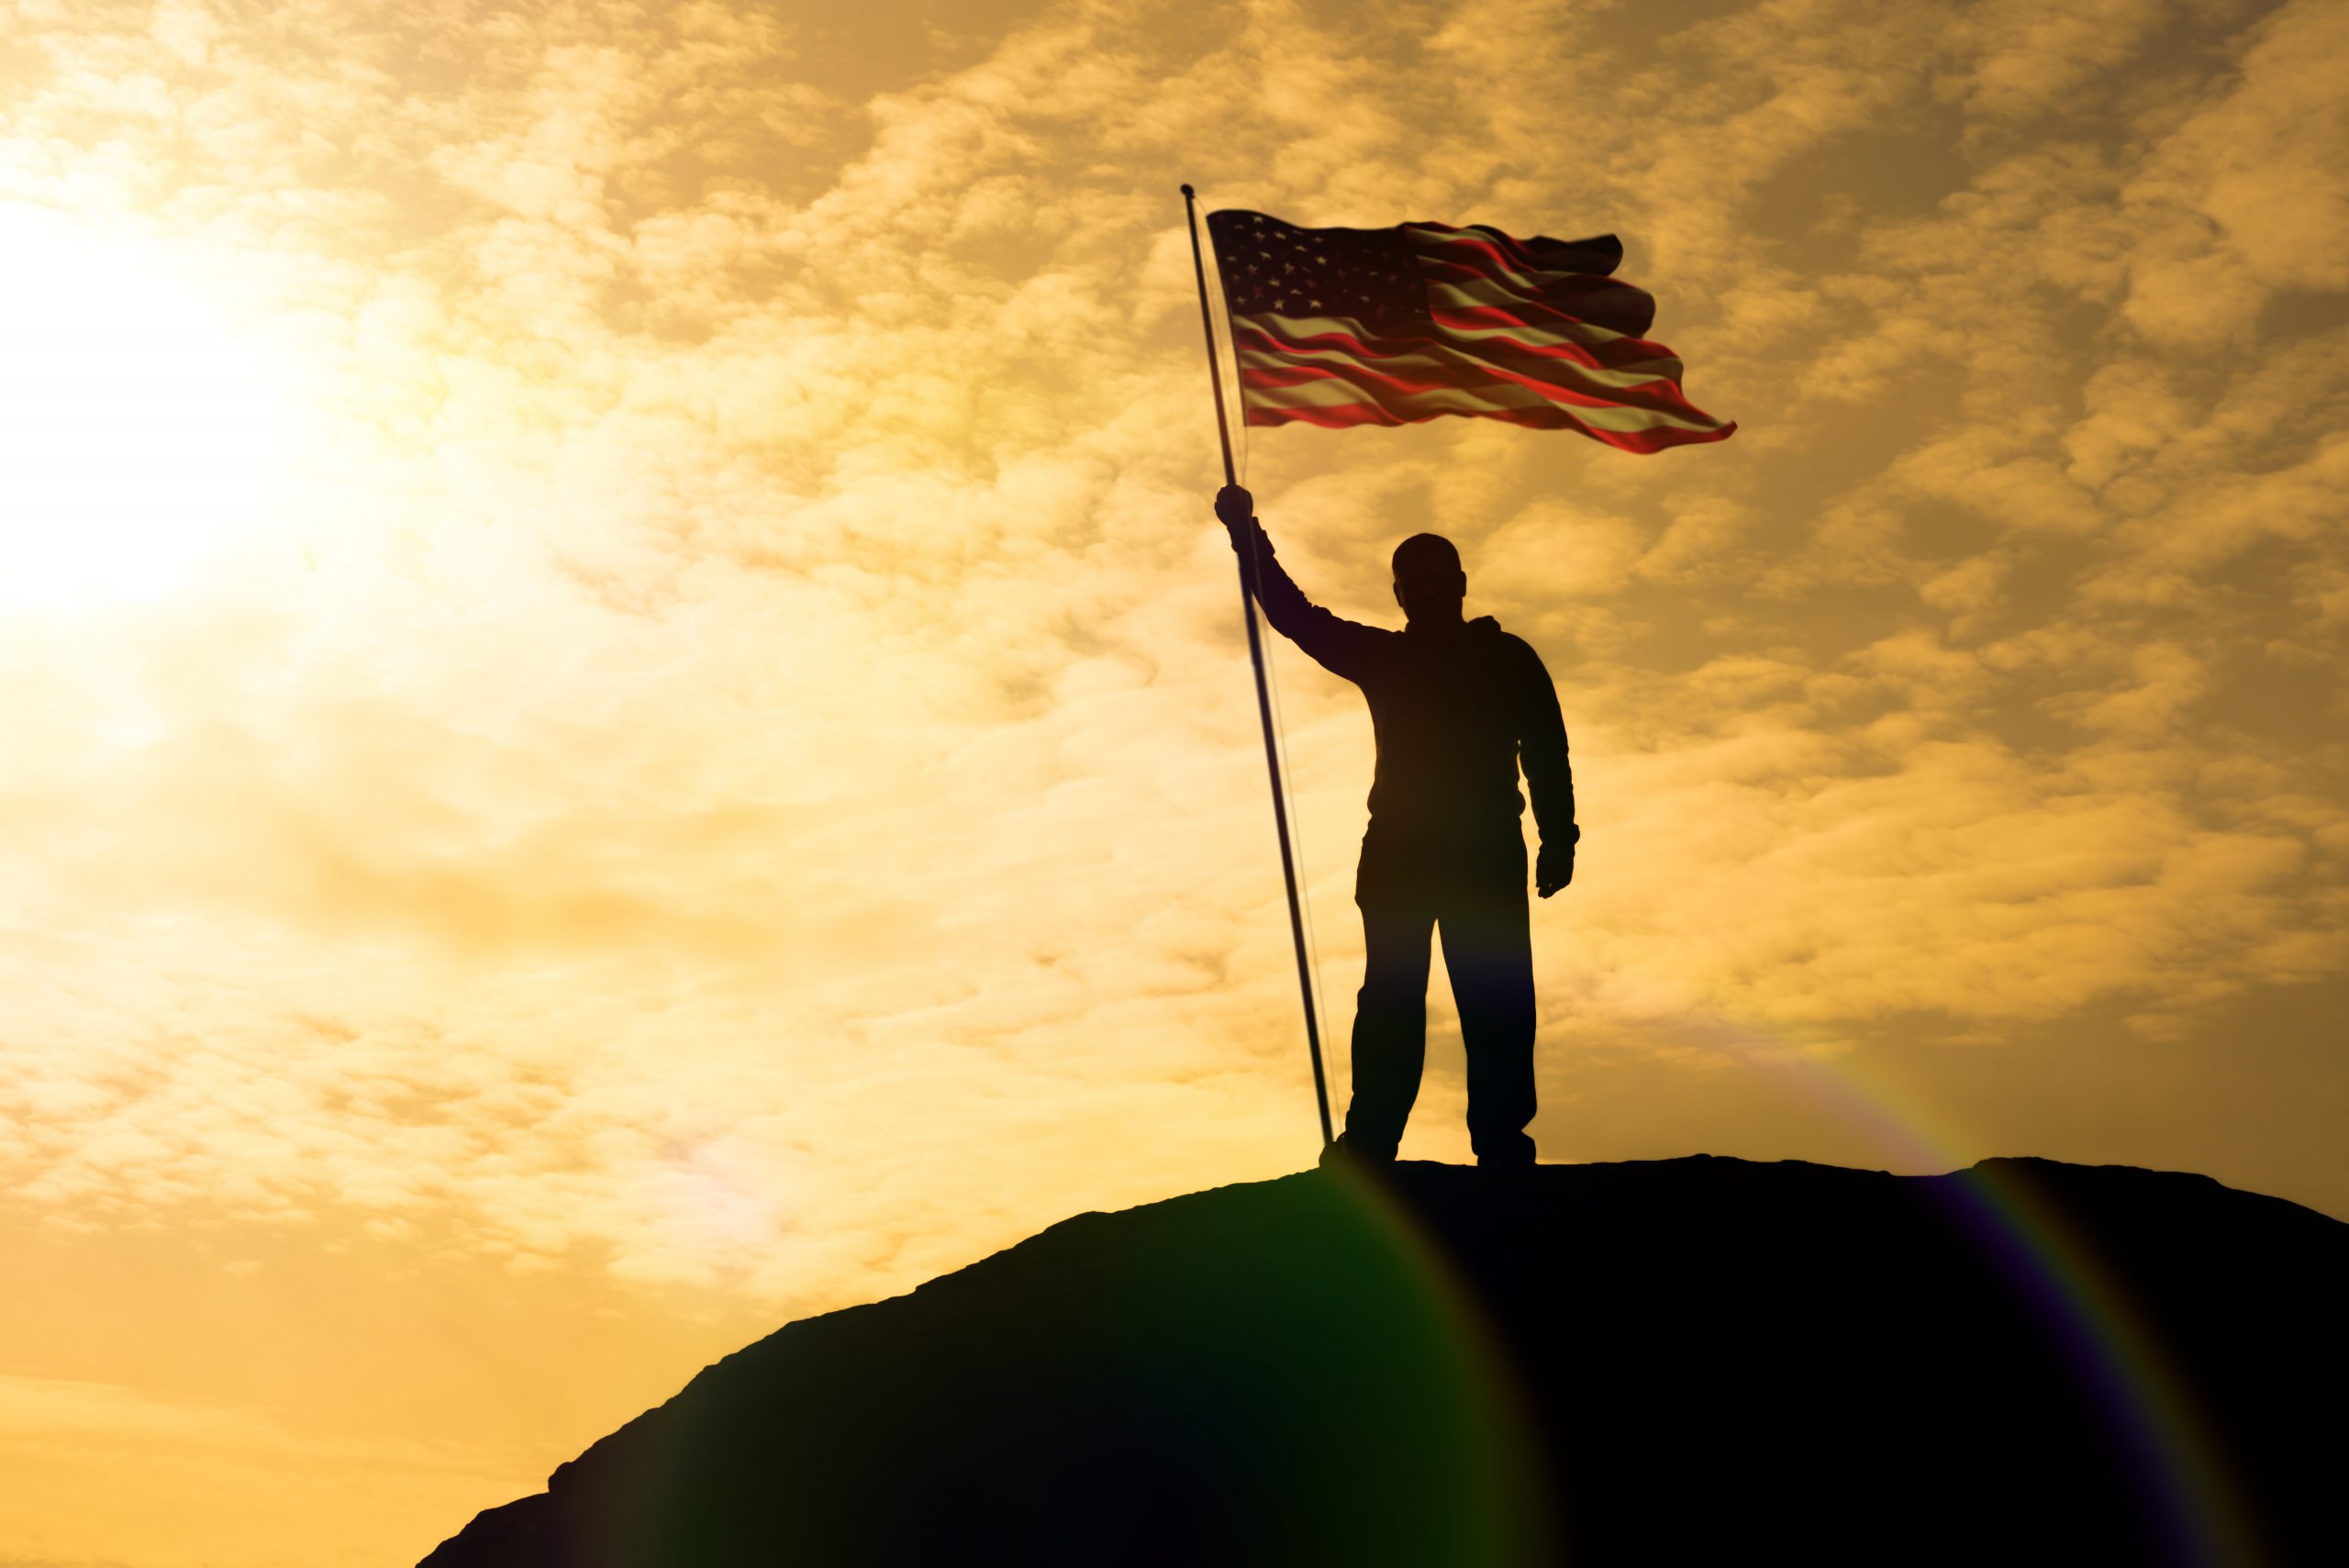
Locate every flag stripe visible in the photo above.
<box><xmin>1238</xmin><ymin>353</ymin><xmax>1723</xmax><ymax>424</ymax></box>
<box><xmin>1241</xmin><ymin>370</ymin><xmax>1706</xmax><ymax>428</ymax></box>
<box><xmin>1417</xmin><ymin>255</ymin><xmax>1642</xmax><ymax>301</ymax></box>
<box><xmin>1410</xmin><ymin>226</ymin><xmax>1581</xmax><ymax>281</ymax></box>
<box><xmin>1421</xmin><ymin>320</ymin><xmax>1687</xmax><ymax>376</ymax></box>
<box><xmin>1246</xmin><ymin>310</ymin><xmax>1642</xmax><ymax>363</ymax></box>
<box><xmin>1425</xmin><ymin>290</ymin><xmax>1661</xmax><ymax>346</ymax></box>
<box><xmin>1245</xmin><ymin>396</ymin><xmax>1732</xmax><ymax>453</ymax></box>
<box><xmin>1236</xmin><ymin>350</ymin><xmax>1698</xmax><ymax>420</ymax></box>
<box><xmin>1240</xmin><ymin>365</ymin><xmax>1687</xmax><ymax>418</ymax></box>
<box><xmin>1416</xmin><ymin>248</ymin><xmax>1561</xmax><ymax>299</ymax></box>
<box><xmin>1232</xmin><ymin>317</ymin><xmax>1698</xmax><ymax>402</ymax></box>
<box><xmin>1419</xmin><ymin>267</ymin><xmax>1652</xmax><ymax>317</ymax></box>
<box><xmin>1426</xmin><ymin>281</ymin><xmax>1656</xmax><ymax>340</ymax></box>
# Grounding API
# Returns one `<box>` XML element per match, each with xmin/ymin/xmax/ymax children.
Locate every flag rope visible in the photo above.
<box><xmin>1182</xmin><ymin>183</ymin><xmax>1334</xmax><ymax>1151</ymax></box>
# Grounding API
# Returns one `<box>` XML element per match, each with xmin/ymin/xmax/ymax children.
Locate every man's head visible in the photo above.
<box><xmin>1391</xmin><ymin>532</ymin><xmax>1465</xmax><ymax>625</ymax></box>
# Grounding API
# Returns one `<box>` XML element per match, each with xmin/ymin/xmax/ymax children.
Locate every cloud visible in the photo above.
<box><xmin>1939</xmin><ymin>0</ymin><xmax>2168</xmax><ymax>127</ymax></box>
<box><xmin>0</xmin><ymin>0</ymin><xmax>2339</xmax><ymax>1216</ymax></box>
<box><xmin>2116</xmin><ymin>0</ymin><xmax>2349</xmax><ymax>345</ymax></box>
<box><xmin>1</xmin><ymin>2</ymin><xmax>2346</xmax><ymax>1558</ymax></box>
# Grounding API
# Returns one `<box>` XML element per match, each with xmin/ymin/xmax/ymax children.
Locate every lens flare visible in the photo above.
<box><xmin>1687</xmin><ymin>1018</ymin><xmax>2266</xmax><ymax>1568</ymax></box>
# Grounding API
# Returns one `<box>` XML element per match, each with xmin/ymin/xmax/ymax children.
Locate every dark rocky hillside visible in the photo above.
<box><xmin>421</xmin><ymin>1156</ymin><xmax>2347</xmax><ymax>1566</ymax></box>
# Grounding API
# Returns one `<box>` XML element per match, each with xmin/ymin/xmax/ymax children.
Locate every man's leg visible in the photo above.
<box><xmin>1344</xmin><ymin>873</ymin><xmax>1436</xmax><ymax>1161</ymax></box>
<box><xmin>1440</xmin><ymin>840</ymin><xmax>1538</xmax><ymax>1166</ymax></box>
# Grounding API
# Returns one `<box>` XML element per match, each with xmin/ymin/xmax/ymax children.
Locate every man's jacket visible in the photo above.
<box><xmin>1232</xmin><ymin>525</ymin><xmax>1575</xmax><ymax>853</ymax></box>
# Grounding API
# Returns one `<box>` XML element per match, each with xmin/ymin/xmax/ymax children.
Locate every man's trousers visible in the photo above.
<box><xmin>1341</xmin><ymin>824</ymin><xmax>1538</xmax><ymax>1165</ymax></box>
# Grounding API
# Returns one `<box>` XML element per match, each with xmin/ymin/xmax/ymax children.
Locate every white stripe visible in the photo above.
<box><xmin>1408</xmin><ymin>231</ymin><xmax>1567</xmax><ymax>295</ymax></box>
<box><xmin>1427</xmin><ymin>276</ymin><xmax>1574</xmax><ymax>312</ymax></box>
<box><xmin>1430</xmin><ymin>323</ymin><xmax>1683</xmax><ymax>378</ymax></box>
<box><xmin>1419</xmin><ymin>267</ymin><xmax>1554</xmax><ymax>307</ymax></box>
<box><xmin>1238</xmin><ymin>348</ymin><xmax>1683</xmax><ymax>404</ymax></box>
<box><xmin>1229</xmin><ymin>310</ymin><xmax>1390</xmax><ymax>339</ymax></box>
<box><xmin>1241</xmin><ymin>298</ymin><xmax>1640</xmax><ymax>356</ymax></box>
<box><xmin>1236</xmin><ymin>309</ymin><xmax>1638</xmax><ymax>361</ymax></box>
<box><xmin>1241</xmin><ymin>372</ymin><xmax>1723</xmax><ymax>432</ymax></box>
<box><xmin>1236</xmin><ymin>327</ymin><xmax>1687</xmax><ymax>398</ymax></box>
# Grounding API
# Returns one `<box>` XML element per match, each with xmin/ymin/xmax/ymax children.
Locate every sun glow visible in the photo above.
<box><xmin>0</xmin><ymin>206</ymin><xmax>297</xmax><ymax>613</ymax></box>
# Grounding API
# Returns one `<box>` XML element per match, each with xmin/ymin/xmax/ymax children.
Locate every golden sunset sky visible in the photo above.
<box><xmin>2</xmin><ymin>0</ymin><xmax>2345</xmax><ymax>1562</ymax></box>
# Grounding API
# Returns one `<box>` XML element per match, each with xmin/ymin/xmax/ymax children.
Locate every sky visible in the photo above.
<box><xmin>1</xmin><ymin>0</ymin><xmax>2344</xmax><ymax>1562</ymax></box>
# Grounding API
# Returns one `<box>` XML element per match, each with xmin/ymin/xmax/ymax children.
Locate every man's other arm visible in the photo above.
<box><xmin>1212</xmin><ymin>484</ymin><xmax>1384</xmax><ymax>682</ymax></box>
<box><xmin>1515</xmin><ymin>642</ymin><xmax>1578</xmax><ymax>897</ymax></box>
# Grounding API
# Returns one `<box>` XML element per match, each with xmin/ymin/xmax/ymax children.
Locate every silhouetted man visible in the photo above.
<box><xmin>1215</xmin><ymin>485</ymin><xmax>1577</xmax><ymax>1172</ymax></box>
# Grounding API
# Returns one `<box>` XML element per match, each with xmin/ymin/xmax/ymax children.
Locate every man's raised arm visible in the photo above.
<box><xmin>1212</xmin><ymin>484</ymin><xmax>1386</xmax><ymax>682</ymax></box>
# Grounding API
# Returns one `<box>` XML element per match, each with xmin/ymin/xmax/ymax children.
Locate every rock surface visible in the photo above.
<box><xmin>420</xmin><ymin>1156</ymin><xmax>2346</xmax><ymax>1566</ymax></box>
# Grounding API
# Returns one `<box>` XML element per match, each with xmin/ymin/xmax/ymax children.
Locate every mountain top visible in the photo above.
<box><xmin>422</xmin><ymin>1156</ymin><xmax>2347</xmax><ymax>1566</ymax></box>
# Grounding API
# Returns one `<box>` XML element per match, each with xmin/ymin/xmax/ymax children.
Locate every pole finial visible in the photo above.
<box><xmin>1180</xmin><ymin>183</ymin><xmax>1196</xmax><ymax>198</ymax></box>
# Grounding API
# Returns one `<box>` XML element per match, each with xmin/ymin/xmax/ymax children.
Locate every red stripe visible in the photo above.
<box><xmin>1428</xmin><ymin>294</ymin><xmax>1661</xmax><ymax>344</ymax></box>
<box><xmin>1232</xmin><ymin>321</ymin><xmax>1428</xmax><ymax>361</ymax></box>
<box><xmin>1438</xmin><ymin>328</ymin><xmax>1678</xmax><ymax>375</ymax></box>
<box><xmin>1416</xmin><ymin>259</ymin><xmax>1658</xmax><ymax>337</ymax></box>
<box><xmin>1425</xmin><ymin>320</ymin><xmax>1675</xmax><ymax>375</ymax></box>
<box><xmin>1238</xmin><ymin>356</ymin><xmax>1681</xmax><ymax>413</ymax></box>
<box><xmin>1425</xmin><ymin>316</ymin><xmax>1678</xmax><ymax>374</ymax></box>
<box><xmin>1241</xmin><ymin>359</ymin><xmax>1684</xmax><ymax>411</ymax></box>
<box><xmin>1246</xmin><ymin>397</ymin><xmax>1737</xmax><ymax>452</ymax></box>
<box><xmin>1412</xmin><ymin>248</ymin><xmax>1593</xmax><ymax>286</ymax></box>
<box><xmin>1233</xmin><ymin>317</ymin><xmax>1666</xmax><ymax>376</ymax></box>
<box><xmin>1239</xmin><ymin>355</ymin><xmax>1717</xmax><ymax>420</ymax></box>
<box><xmin>1233</xmin><ymin>322</ymin><xmax>1698</xmax><ymax>408</ymax></box>
<box><xmin>1404</xmin><ymin>224</ymin><xmax>1549</xmax><ymax>277</ymax></box>
<box><xmin>1406</xmin><ymin>223</ymin><xmax>1627</xmax><ymax>282</ymax></box>
<box><xmin>1418</xmin><ymin>254</ymin><xmax>1635</xmax><ymax>298</ymax></box>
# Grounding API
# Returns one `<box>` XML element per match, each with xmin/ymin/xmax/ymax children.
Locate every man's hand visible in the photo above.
<box><xmin>1214</xmin><ymin>484</ymin><xmax>1255</xmax><ymax>540</ymax></box>
<box><xmin>1536</xmin><ymin>835</ymin><xmax>1575</xmax><ymax>898</ymax></box>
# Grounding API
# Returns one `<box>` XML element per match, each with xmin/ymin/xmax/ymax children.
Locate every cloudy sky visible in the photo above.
<box><xmin>2</xmin><ymin>0</ymin><xmax>2344</xmax><ymax>1562</ymax></box>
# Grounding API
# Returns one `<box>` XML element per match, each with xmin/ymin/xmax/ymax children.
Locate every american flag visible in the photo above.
<box><xmin>1204</xmin><ymin>208</ymin><xmax>1734</xmax><ymax>454</ymax></box>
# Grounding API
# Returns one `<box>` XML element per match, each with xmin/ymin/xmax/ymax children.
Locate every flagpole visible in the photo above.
<box><xmin>1181</xmin><ymin>183</ymin><xmax>1334</xmax><ymax>1151</ymax></box>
